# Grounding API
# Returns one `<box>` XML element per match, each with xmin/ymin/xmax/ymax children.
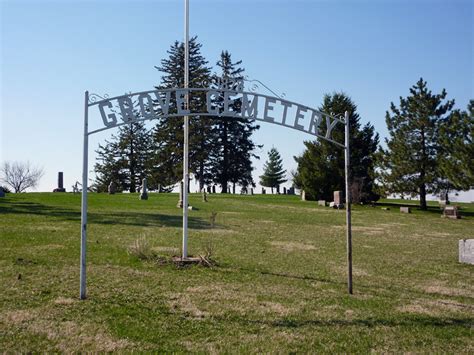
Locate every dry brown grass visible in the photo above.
<box><xmin>1</xmin><ymin>305</ymin><xmax>134</xmax><ymax>352</ymax></box>
<box><xmin>270</xmin><ymin>240</ymin><xmax>317</xmax><ymax>252</ymax></box>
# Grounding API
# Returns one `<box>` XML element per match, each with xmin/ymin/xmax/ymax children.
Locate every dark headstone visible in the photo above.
<box><xmin>108</xmin><ymin>182</ymin><xmax>117</xmax><ymax>194</ymax></box>
<box><xmin>212</xmin><ymin>186</ymin><xmax>216</xmax><ymax>194</ymax></box>
<box><xmin>0</xmin><ymin>187</ymin><xmax>5</xmax><ymax>198</ymax></box>
<box><xmin>139</xmin><ymin>178</ymin><xmax>148</xmax><ymax>200</ymax></box>
<box><xmin>261</xmin><ymin>188</ymin><xmax>266</xmax><ymax>194</ymax></box>
<box><xmin>283</xmin><ymin>187</ymin><xmax>287</xmax><ymax>194</ymax></box>
<box><xmin>53</xmin><ymin>172</ymin><xmax>66</xmax><ymax>192</ymax></box>
<box><xmin>250</xmin><ymin>188</ymin><xmax>254</xmax><ymax>195</ymax></box>
<box><xmin>443</xmin><ymin>206</ymin><xmax>460</xmax><ymax>219</ymax></box>
<box><xmin>207</xmin><ymin>186</ymin><xmax>211</xmax><ymax>194</ymax></box>
<box><xmin>288</xmin><ymin>187</ymin><xmax>295</xmax><ymax>195</ymax></box>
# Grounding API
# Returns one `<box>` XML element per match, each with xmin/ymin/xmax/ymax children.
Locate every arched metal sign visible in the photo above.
<box><xmin>86</xmin><ymin>81</ymin><xmax>345</xmax><ymax>147</ymax></box>
<box><xmin>79</xmin><ymin>77</ymin><xmax>352</xmax><ymax>300</ymax></box>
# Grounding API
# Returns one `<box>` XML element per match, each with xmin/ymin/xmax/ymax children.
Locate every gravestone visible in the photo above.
<box><xmin>288</xmin><ymin>187</ymin><xmax>295</xmax><ymax>195</ymax></box>
<box><xmin>443</xmin><ymin>206</ymin><xmax>460</xmax><ymax>219</ymax></box>
<box><xmin>212</xmin><ymin>186</ymin><xmax>216</xmax><ymax>194</ymax></box>
<box><xmin>283</xmin><ymin>187</ymin><xmax>287</xmax><ymax>194</ymax></box>
<box><xmin>318</xmin><ymin>200</ymin><xmax>326</xmax><ymax>206</ymax></box>
<box><xmin>459</xmin><ymin>239</ymin><xmax>474</xmax><ymax>264</ymax></box>
<box><xmin>0</xmin><ymin>187</ymin><xmax>5</xmax><ymax>198</ymax></box>
<box><xmin>261</xmin><ymin>188</ymin><xmax>266</xmax><ymax>194</ymax></box>
<box><xmin>400</xmin><ymin>207</ymin><xmax>411</xmax><ymax>214</ymax></box>
<box><xmin>332</xmin><ymin>191</ymin><xmax>344</xmax><ymax>209</ymax></box>
<box><xmin>108</xmin><ymin>182</ymin><xmax>116</xmax><ymax>194</ymax></box>
<box><xmin>301</xmin><ymin>190</ymin><xmax>306</xmax><ymax>201</ymax></box>
<box><xmin>177</xmin><ymin>181</ymin><xmax>183</xmax><ymax>208</ymax></box>
<box><xmin>139</xmin><ymin>178</ymin><xmax>148</xmax><ymax>200</ymax></box>
<box><xmin>53</xmin><ymin>172</ymin><xmax>66</xmax><ymax>192</ymax></box>
<box><xmin>250</xmin><ymin>188</ymin><xmax>254</xmax><ymax>195</ymax></box>
<box><xmin>207</xmin><ymin>186</ymin><xmax>211</xmax><ymax>194</ymax></box>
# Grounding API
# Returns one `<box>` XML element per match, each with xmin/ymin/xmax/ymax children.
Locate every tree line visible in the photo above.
<box><xmin>93</xmin><ymin>37</ymin><xmax>260</xmax><ymax>194</ymax></box>
<box><xmin>294</xmin><ymin>79</ymin><xmax>473</xmax><ymax>210</ymax></box>
<box><xmin>93</xmin><ymin>38</ymin><xmax>473</xmax><ymax>210</ymax></box>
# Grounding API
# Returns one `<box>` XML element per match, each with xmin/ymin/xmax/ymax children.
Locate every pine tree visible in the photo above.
<box><xmin>210</xmin><ymin>50</ymin><xmax>260</xmax><ymax>193</ymax></box>
<box><xmin>293</xmin><ymin>93</ymin><xmax>379</xmax><ymax>202</ymax></box>
<box><xmin>151</xmin><ymin>37</ymin><xmax>213</xmax><ymax>190</ymax></box>
<box><xmin>378</xmin><ymin>78</ymin><xmax>454</xmax><ymax>209</ymax></box>
<box><xmin>260</xmin><ymin>147</ymin><xmax>287</xmax><ymax>194</ymax></box>
<box><xmin>94</xmin><ymin>121</ymin><xmax>152</xmax><ymax>192</ymax></box>
<box><xmin>437</xmin><ymin>100</ymin><xmax>474</xmax><ymax>201</ymax></box>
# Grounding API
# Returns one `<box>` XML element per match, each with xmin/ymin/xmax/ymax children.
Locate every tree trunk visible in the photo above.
<box><xmin>420</xmin><ymin>183</ymin><xmax>427</xmax><ymax>210</ymax></box>
<box><xmin>419</xmin><ymin>127</ymin><xmax>427</xmax><ymax>210</ymax></box>
<box><xmin>199</xmin><ymin>161</ymin><xmax>205</xmax><ymax>192</ymax></box>
<box><xmin>129</xmin><ymin>132</ymin><xmax>136</xmax><ymax>193</ymax></box>
<box><xmin>232</xmin><ymin>183</ymin><xmax>235</xmax><ymax>194</ymax></box>
<box><xmin>221</xmin><ymin>121</ymin><xmax>228</xmax><ymax>193</ymax></box>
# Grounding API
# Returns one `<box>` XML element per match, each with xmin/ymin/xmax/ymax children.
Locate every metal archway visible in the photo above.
<box><xmin>79</xmin><ymin>81</ymin><xmax>352</xmax><ymax>299</ymax></box>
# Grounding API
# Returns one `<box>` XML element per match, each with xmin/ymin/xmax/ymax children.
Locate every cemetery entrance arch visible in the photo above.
<box><xmin>80</xmin><ymin>78</ymin><xmax>353</xmax><ymax>299</ymax></box>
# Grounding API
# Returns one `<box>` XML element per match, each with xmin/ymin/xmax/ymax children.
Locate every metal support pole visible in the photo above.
<box><xmin>182</xmin><ymin>0</ymin><xmax>190</xmax><ymax>259</ymax></box>
<box><xmin>344</xmin><ymin>110</ymin><xmax>353</xmax><ymax>294</ymax></box>
<box><xmin>80</xmin><ymin>91</ymin><xmax>89</xmax><ymax>299</ymax></box>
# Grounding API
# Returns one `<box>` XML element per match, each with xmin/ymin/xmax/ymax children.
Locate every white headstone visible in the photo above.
<box><xmin>459</xmin><ymin>239</ymin><xmax>474</xmax><ymax>264</ymax></box>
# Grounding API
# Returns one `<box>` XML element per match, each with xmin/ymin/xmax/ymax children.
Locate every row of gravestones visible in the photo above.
<box><xmin>301</xmin><ymin>190</ymin><xmax>345</xmax><ymax>209</ymax></box>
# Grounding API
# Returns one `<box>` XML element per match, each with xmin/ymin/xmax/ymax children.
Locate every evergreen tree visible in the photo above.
<box><xmin>94</xmin><ymin>121</ymin><xmax>152</xmax><ymax>192</ymax></box>
<box><xmin>210</xmin><ymin>50</ymin><xmax>260</xmax><ymax>193</ymax></box>
<box><xmin>378</xmin><ymin>78</ymin><xmax>454</xmax><ymax>209</ymax></box>
<box><xmin>151</xmin><ymin>37</ymin><xmax>213</xmax><ymax>190</ymax></box>
<box><xmin>260</xmin><ymin>147</ymin><xmax>287</xmax><ymax>194</ymax></box>
<box><xmin>293</xmin><ymin>93</ymin><xmax>379</xmax><ymax>202</ymax></box>
<box><xmin>437</xmin><ymin>100</ymin><xmax>474</xmax><ymax>201</ymax></box>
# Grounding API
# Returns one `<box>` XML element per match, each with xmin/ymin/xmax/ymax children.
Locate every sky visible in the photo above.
<box><xmin>1</xmin><ymin>0</ymin><xmax>473</xmax><ymax>199</ymax></box>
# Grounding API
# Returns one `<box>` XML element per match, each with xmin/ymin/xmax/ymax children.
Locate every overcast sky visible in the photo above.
<box><xmin>1</xmin><ymin>0</ymin><xmax>472</xmax><ymax>199</ymax></box>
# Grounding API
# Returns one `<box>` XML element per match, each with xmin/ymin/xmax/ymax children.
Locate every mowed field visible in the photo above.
<box><xmin>0</xmin><ymin>192</ymin><xmax>473</xmax><ymax>352</ymax></box>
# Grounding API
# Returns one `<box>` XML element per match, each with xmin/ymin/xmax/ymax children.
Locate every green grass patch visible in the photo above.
<box><xmin>0</xmin><ymin>193</ymin><xmax>473</xmax><ymax>352</ymax></box>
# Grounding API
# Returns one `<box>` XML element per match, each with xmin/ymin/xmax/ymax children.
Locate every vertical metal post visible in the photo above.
<box><xmin>344</xmin><ymin>110</ymin><xmax>353</xmax><ymax>294</ymax></box>
<box><xmin>80</xmin><ymin>91</ymin><xmax>89</xmax><ymax>299</ymax></box>
<box><xmin>182</xmin><ymin>0</ymin><xmax>190</xmax><ymax>259</ymax></box>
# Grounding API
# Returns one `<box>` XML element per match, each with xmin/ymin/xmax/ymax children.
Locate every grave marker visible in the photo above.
<box><xmin>443</xmin><ymin>206</ymin><xmax>460</xmax><ymax>219</ymax></box>
<box><xmin>53</xmin><ymin>172</ymin><xmax>66</xmax><ymax>192</ymax></box>
<box><xmin>459</xmin><ymin>239</ymin><xmax>474</xmax><ymax>264</ymax></box>
<box><xmin>108</xmin><ymin>182</ymin><xmax>116</xmax><ymax>194</ymax></box>
<box><xmin>139</xmin><ymin>178</ymin><xmax>148</xmax><ymax>200</ymax></box>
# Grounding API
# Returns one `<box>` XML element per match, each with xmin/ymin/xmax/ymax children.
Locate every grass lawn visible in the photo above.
<box><xmin>0</xmin><ymin>192</ymin><xmax>473</xmax><ymax>352</ymax></box>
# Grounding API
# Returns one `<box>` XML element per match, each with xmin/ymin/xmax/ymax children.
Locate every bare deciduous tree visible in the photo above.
<box><xmin>1</xmin><ymin>161</ymin><xmax>44</xmax><ymax>193</ymax></box>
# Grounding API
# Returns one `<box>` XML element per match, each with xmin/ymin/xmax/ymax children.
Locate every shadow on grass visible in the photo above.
<box><xmin>230</xmin><ymin>315</ymin><xmax>473</xmax><ymax>329</ymax></box>
<box><xmin>228</xmin><ymin>267</ymin><xmax>474</xmax><ymax>301</ymax></box>
<box><xmin>0</xmin><ymin>201</ymin><xmax>211</xmax><ymax>229</ymax></box>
